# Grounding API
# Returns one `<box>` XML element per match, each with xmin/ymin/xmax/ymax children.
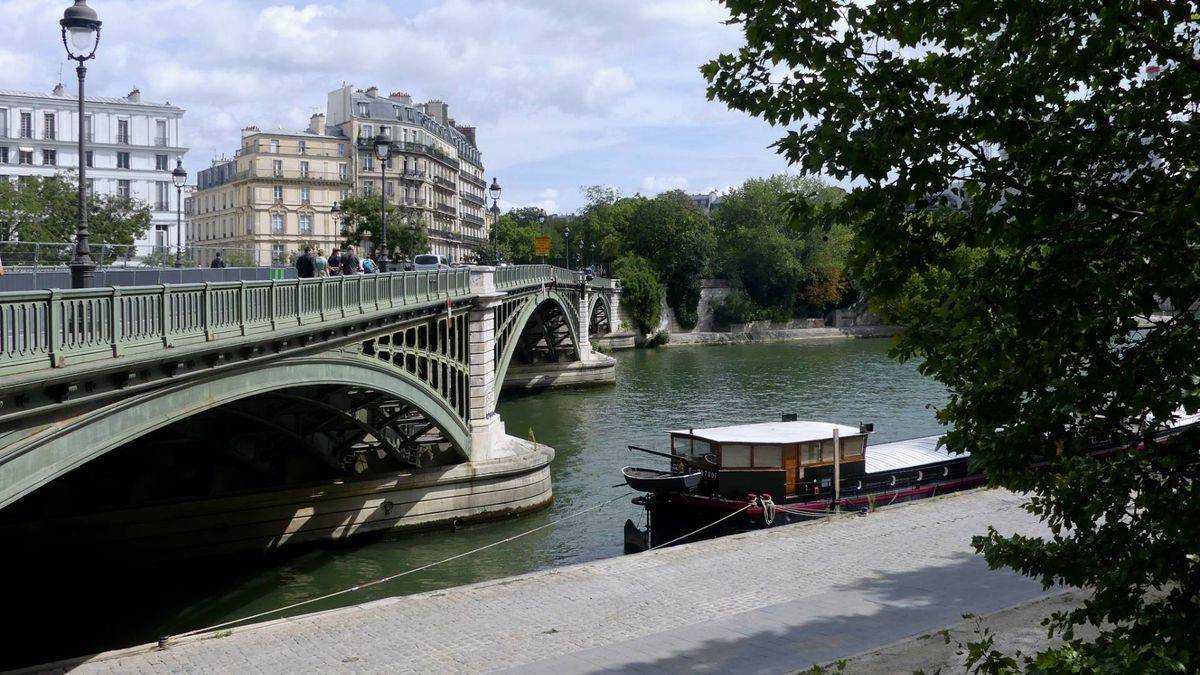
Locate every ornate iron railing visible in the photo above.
<box><xmin>0</xmin><ymin>269</ymin><xmax>471</xmax><ymax>376</ymax></box>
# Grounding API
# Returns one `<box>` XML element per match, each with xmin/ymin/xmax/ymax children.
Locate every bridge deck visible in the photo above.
<box><xmin>41</xmin><ymin>488</ymin><xmax>1050</xmax><ymax>674</ymax></box>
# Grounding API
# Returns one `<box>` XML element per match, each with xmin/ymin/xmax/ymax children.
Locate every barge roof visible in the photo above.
<box><xmin>671</xmin><ymin>421</ymin><xmax>864</xmax><ymax>445</ymax></box>
<box><xmin>866</xmin><ymin>435</ymin><xmax>964</xmax><ymax>473</ymax></box>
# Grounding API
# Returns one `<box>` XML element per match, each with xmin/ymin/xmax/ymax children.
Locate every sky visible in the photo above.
<box><xmin>0</xmin><ymin>0</ymin><xmax>798</xmax><ymax>214</ymax></box>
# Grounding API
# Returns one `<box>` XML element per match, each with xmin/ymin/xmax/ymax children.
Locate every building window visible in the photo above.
<box><xmin>341</xmin><ymin>188</ymin><xmax>349</xmax><ymax>200</ymax></box>
<box><xmin>117</xmin><ymin>152</ymin><xmax>131</xmax><ymax>169</ymax></box>
<box><xmin>85</xmin><ymin>150</ymin><xmax>93</xmax><ymax>167</ymax></box>
<box><xmin>117</xmin><ymin>119</ymin><xmax>130</xmax><ymax>144</ymax></box>
<box><xmin>246</xmin><ymin>213</ymin><xmax>253</xmax><ymax>234</ymax></box>
<box><xmin>85</xmin><ymin>179</ymin><xmax>94</xmax><ymax>196</ymax></box>
<box><xmin>246</xmin><ymin>186</ymin><xmax>253</xmax><ymax>203</ymax></box>
<box><xmin>339</xmin><ymin>164</ymin><xmax>348</xmax><ymax>180</ymax></box>
<box><xmin>117</xmin><ymin>179</ymin><xmax>131</xmax><ymax>198</ymax></box>
<box><xmin>357</xmin><ymin>103</ymin><xmax>369</xmax><ymax>116</ymax></box>
<box><xmin>299</xmin><ymin>213</ymin><xmax>313</xmax><ymax>235</ymax></box>
<box><xmin>361</xmin><ymin>155</ymin><xmax>373</xmax><ymax>172</ymax></box>
<box><xmin>299</xmin><ymin>161</ymin><xmax>309</xmax><ymax>178</ymax></box>
<box><xmin>361</xmin><ymin>124</ymin><xmax>373</xmax><ymax>140</ymax></box>
<box><xmin>269</xmin><ymin>140</ymin><xmax>279</xmax><ymax>153</ymax></box>
<box><xmin>298</xmin><ymin>140</ymin><xmax>307</xmax><ymax>155</ymax></box>
<box><xmin>42</xmin><ymin>149</ymin><xmax>56</xmax><ymax>166</ymax></box>
<box><xmin>362</xmin><ymin>180</ymin><xmax>374</xmax><ymax>196</ymax></box>
<box><xmin>43</xmin><ymin>113</ymin><xmax>56</xmax><ymax>140</ymax></box>
<box><xmin>155</xmin><ymin>120</ymin><xmax>168</xmax><ymax>146</ymax></box>
<box><xmin>0</xmin><ymin>148</ymin><xmax>7</xmax><ymax>164</ymax></box>
<box><xmin>272</xmin><ymin>243</ymin><xmax>286</xmax><ymax>264</ymax></box>
<box><xmin>272</xmin><ymin>159</ymin><xmax>283</xmax><ymax>177</ymax></box>
<box><xmin>337</xmin><ymin>143</ymin><xmax>345</xmax><ymax>157</ymax></box>
<box><xmin>300</xmin><ymin>186</ymin><xmax>310</xmax><ymax>203</ymax></box>
<box><xmin>83</xmin><ymin>115</ymin><xmax>92</xmax><ymax>141</ymax></box>
<box><xmin>0</xmin><ymin>108</ymin><xmax>7</xmax><ymax>137</ymax></box>
<box><xmin>20</xmin><ymin>112</ymin><xmax>32</xmax><ymax>138</ymax></box>
<box><xmin>156</xmin><ymin>154</ymin><xmax>168</xmax><ymax>171</ymax></box>
<box><xmin>271</xmin><ymin>213</ymin><xmax>285</xmax><ymax>234</ymax></box>
<box><xmin>273</xmin><ymin>185</ymin><xmax>283</xmax><ymax>202</ymax></box>
<box><xmin>156</xmin><ymin>182</ymin><xmax>170</xmax><ymax>211</ymax></box>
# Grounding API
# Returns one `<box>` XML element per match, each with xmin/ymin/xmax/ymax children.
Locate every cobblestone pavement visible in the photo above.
<box><xmin>40</xmin><ymin>488</ymin><xmax>1050</xmax><ymax>674</ymax></box>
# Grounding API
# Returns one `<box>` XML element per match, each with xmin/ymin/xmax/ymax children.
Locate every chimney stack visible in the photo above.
<box><xmin>127</xmin><ymin>88</ymin><xmax>142</xmax><ymax>103</ymax></box>
<box><xmin>389</xmin><ymin>91</ymin><xmax>412</xmax><ymax>105</ymax></box>
<box><xmin>421</xmin><ymin>100</ymin><xmax>448</xmax><ymax>126</ymax></box>
<box><xmin>456</xmin><ymin>125</ymin><xmax>477</xmax><ymax>146</ymax></box>
<box><xmin>308</xmin><ymin>113</ymin><xmax>326</xmax><ymax>135</ymax></box>
<box><xmin>241</xmin><ymin>125</ymin><xmax>260</xmax><ymax>139</ymax></box>
<box><xmin>366</xmin><ymin>86</ymin><xmax>379</xmax><ymax>98</ymax></box>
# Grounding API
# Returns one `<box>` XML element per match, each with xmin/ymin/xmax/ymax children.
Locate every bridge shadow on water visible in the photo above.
<box><xmin>513</xmin><ymin>552</ymin><xmax>1049</xmax><ymax>674</ymax></box>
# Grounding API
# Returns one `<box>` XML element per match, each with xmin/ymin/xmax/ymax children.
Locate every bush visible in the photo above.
<box><xmin>613</xmin><ymin>255</ymin><xmax>663</xmax><ymax>333</ymax></box>
<box><xmin>713</xmin><ymin>290</ymin><xmax>761</xmax><ymax>325</ymax></box>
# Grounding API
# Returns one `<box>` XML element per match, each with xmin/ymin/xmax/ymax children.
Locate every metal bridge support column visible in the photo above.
<box><xmin>466</xmin><ymin>267</ymin><xmax>507</xmax><ymax>461</ymax></box>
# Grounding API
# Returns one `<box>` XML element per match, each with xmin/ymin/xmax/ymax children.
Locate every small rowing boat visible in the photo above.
<box><xmin>622</xmin><ymin>467</ymin><xmax>702</xmax><ymax>493</ymax></box>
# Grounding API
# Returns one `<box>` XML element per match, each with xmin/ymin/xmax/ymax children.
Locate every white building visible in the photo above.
<box><xmin>0</xmin><ymin>85</ymin><xmax>187</xmax><ymax>250</ymax></box>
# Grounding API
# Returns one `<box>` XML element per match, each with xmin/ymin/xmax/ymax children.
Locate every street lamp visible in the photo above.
<box><xmin>172</xmin><ymin>159</ymin><xmax>187</xmax><ymax>267</ymax></box>
<box><xmin>563</xmin><ymin>224</ymin><xmax>571</xmax><ymax>270</ymax></box>
<box><xmin>61</xmin><ymin>0</ymin><xmax>102</xmax><ymax>289</ymax></box>
<box><xmin>373</xmin><ymin>130</ymin><xmax>393</xmax><ymax>272</ymax></box>
<box><xmin>488</xmin><ymin>177</ymin><xmax>501</xmax><ymax>264</ymax></box>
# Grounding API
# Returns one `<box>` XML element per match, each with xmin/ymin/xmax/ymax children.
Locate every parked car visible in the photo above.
<box><xmin>414</xmin><ymin>254</ymin><xmax>451</xmax><ymax>271</ymax></box>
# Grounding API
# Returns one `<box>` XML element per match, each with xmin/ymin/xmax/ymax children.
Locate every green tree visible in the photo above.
<box><xmin>706</xmin><ymin>1</ymin><xmax>1200</xmax><ymax>669</ymax></box>
<box><xmin>612</xmin><ymin>255</ymin><xmax>663</xmax><ymax>333</ymax></box>
<box><xmin>337</xmin><ymin>194</ymin><xmax>429</xmax><ymax>262</ymax></box>
<box><xmin>622</xmin><ymin>191</ymin><xmax>715</xmax><ymax>329</ymax></box>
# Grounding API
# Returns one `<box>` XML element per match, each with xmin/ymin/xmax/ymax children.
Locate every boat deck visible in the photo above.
<box><xmin>865</xmin><ymin>435</ymin><xmax>960</xmax><ymax>473</ymax></box>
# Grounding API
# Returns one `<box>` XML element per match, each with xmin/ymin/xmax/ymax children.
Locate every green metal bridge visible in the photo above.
<box><xmin>0</xmin><ymin>265</ymin><xmax>621</xmax><ymax>513</ymax></box>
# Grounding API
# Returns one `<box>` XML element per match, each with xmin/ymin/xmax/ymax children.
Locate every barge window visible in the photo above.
<box><xmin>803</xmin><ymin>443</ymin><xmax>822</xmax><ymax>464</ymax></box>
<box><xmin>842</xmin><ymin>436</ymin><xmax>865</xmax><ymax>459</ymax></box>
<box><xmin>753</xmin><ymin>445</ymin><xmax>782</xmax><ymax>468</ymax></box>
<box><xmin>672</xmin><ymin>437</ymin><xmax>710</xmax><ymax>459</ymax></box>
<box><xmin>722</xmin><ymin>444</ymin><xmax>751</xmax><ymax>467</ymax></box>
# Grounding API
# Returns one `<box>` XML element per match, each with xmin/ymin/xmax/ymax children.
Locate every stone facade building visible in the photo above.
<box><xmin>188</xmin><ymin>84</ymin><xmax>489</xmax><ymax>265</ymax></box>
<box><xmin>190</xmin><ymin>126</ymin><xmax>351</xmax><ymax>265</ymax></box>
<box><xmin>0</xmin><ymin>86</ymin><xmax>187</xmax><ymax>251</ymax></box>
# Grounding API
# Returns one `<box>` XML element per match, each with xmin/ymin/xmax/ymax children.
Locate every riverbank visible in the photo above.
<box><xmin>661</xmin><ymin>324</ymin><xmax>897</xmax><ymax>346</ymax></box>
<box><xmin>30</xmin><ymin>488</ymin><xmax>1049</xmax><ymax>674</ymax></box>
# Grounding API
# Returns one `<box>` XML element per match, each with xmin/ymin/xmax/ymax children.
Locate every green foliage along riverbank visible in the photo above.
<box><xmin>484</xmin><ymin>176</ymin><xmax>858</xmax><ymax>334</ymax></box>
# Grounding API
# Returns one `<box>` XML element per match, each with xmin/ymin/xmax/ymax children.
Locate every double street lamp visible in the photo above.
<box><xmin>172</xmin><ymin>159</ymin><xmax>187</xmax><ymax>267</ymax></box>
<box><xmin>373</xmin><ymin>130</ymin><xmax>393</xmax><ymax>272</ymax></box>
<box><xmin>61</xmin><ymin>0</ymin><xmax>102</xmax><ymax>289</ymax></box>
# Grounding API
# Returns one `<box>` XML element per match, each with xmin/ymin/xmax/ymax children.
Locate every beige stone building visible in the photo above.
<box><xmin>188</xmin><ymin>126</ymin><xmax>351</xmax><ymax>265</ymax></box>
<box><xmin>187</xmin><ymin>84</ymin><xmax>491</xmax><ymax>266</ymax></box>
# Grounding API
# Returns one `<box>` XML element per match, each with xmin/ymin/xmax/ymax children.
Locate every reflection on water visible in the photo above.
<box><xmin>2</xmin><ymin>339</ymin><xmax>946</xmax><ymax>667</ymax></box>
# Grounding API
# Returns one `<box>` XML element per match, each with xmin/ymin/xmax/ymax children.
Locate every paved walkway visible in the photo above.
<box><xmin>40</xmin><ymin>488</ymin><xmax>1049</xmax><ymax>674</ymax></box>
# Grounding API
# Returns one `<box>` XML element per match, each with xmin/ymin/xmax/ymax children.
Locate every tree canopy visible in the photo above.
<box><xmin>337</xmin><ymin>194</ymin><xmax>429</xmax><ymax>261</ymax></box>
<box><xmin>706</xmin><ymin>0</ymin><xmax>1200</xmax><ymax>669</ymax></box>
<box><xmin>0</xmin><ymin>174</ymin><xmax>150</xmax><ymax>249</ymax></box>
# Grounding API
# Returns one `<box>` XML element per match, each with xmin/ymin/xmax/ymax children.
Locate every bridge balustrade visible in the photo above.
<box><xmin>0</xmin><ymin>269</ymin><xmax>472</xmax><ymax>377</ymax></box>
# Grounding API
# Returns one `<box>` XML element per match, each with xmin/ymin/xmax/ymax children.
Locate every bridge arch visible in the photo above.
<box><xmin>493</xmin><ymin>291</ymin><xmax>583</xmax><ymax>397</ymax></box>
<box><xmin>587</xmin><ymin>293</ymin><xmax>612</xmax><ymax>337</ymax></box>
<box><xmin>0</xmin><ymin>354</ymin><xmax>470</xmax><ymax>511</ymax></box>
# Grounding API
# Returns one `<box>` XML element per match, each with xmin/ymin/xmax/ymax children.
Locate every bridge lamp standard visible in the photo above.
<box><xmin>373</xmin><ymin>130</ymin><xmax>394</xmax><ymax>272</ymax></box>
<box><xmin>61</xmin><ymin>0</ymin><xmax>102</xmax><ymax>289</ymax></box>
<box><xmin>563</xmin><ymin>224</ymin><xmax>571</xmax><ymax>271</ymax></box>
<box><xmin>488</xmin><ymin>177</ymin><xmax>501</xmax><ymax>264</ymax></box>
<box><xmin>172</xmin><ymin>159</ymin><xmax>187</xmax><ymax>267</ymax></box>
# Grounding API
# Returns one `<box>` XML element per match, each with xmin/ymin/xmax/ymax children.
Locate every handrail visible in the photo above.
<box><xmin>0</xmin><ymin>266</ymin><xmax>615</xmax><ymax>377</ymax></box>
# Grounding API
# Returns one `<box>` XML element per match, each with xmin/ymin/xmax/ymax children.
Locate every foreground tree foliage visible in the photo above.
<box><xmin>706</xmin><ymin>1</ymin><xmax>1200</xmax><ymax>670</ymax></box>
<box><xmin>0</xmin><ymin>174</ymin><xmax>150</xmax><ymax>251</ymax></box>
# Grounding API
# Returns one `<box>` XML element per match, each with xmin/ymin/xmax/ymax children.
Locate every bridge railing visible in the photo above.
<box><xmin>0</xmin><ymin>269</ymin><xmax>471</xmax><ymax>376</ymax></box>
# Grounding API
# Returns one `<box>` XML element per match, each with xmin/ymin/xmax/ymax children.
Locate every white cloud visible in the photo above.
<box><xmin>641</xmin><ymin>175</ymin><xmax>690</xmax><ymax>194</ymax></box>
<box><xmin>0</xmin><ymin>0</ymin><xmax>799</xmax><ymax>212</ymax></box>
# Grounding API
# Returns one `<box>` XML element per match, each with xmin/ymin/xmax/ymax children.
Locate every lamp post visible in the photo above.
<box><xmin>488</xmin><ymin>177</ymin><xmax>501</xmax><ymax>264</ymax></box>
<box><xmin>373</xmin><ymin>130</ymin><xmax>393</xmax><ymax>272</ymax></box>
<box><xmin>563</xmin><ymin>224</ymin><xmax>571</xmax><ymax>270</ymax></box>
<box><xmin>60</xmin><ymin>0</ymin><xmax>102</xmax><ymax>289</ymax></box>
<box><xmin>172</xmin><ymin>159</ymin><xmax>187</xmax><ymax>267</ymax></box>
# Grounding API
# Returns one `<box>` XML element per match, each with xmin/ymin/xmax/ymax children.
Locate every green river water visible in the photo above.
<box><xmin>7</xmin><ymin>339</ymin><xmax>949</xmax><ymax>667</ymax></box>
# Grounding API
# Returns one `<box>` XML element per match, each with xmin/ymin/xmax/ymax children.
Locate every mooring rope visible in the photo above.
<box><xmin>163</xmin><ymin>491</ymin><xmax>634</xmax><ymax>645</ymax></box>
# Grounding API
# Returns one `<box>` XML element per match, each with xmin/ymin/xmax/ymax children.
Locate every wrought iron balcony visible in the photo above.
<box><xmin>435</xmin><ymin>202</ymin><xmax>455</xmax><ymax>215</ymax></box>
<box><xmin>462</xmin><ymin>213</ymin><xmax>485</xmax><ymax>226</ymax></box>
<box><xmin>460</xmin><ymin>192</ymin><xmax>486</xmax><ymax>207</ymax></box>
<box><xmin>432</xmin><ymin>176</ymin><xmax>456</xmax><ymax>191</ymax></box>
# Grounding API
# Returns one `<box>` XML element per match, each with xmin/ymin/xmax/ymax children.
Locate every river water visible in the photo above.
<box><xmin>7</xmin><ymin>339</ymin><xmax>948</xmax><ymax>667</ymax></box>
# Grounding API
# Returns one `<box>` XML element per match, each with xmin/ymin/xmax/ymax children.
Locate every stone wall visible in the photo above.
<box><xmin>657</xmin><ymin>279</ymin><xmax>733</xmax><ymax>334</ymax></box>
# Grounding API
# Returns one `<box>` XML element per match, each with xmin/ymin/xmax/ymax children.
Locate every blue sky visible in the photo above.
<box><xmin>1</xmin><ymin>0</ymin><xmax>798</xmax><ymax>213</ymax></box>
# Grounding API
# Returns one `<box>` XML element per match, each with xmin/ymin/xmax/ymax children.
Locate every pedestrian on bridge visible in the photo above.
<box><xmin>313</xmin><ymin>249</ymin><xmax>329</xmax><ymax>277</ymax></box>
<box><xmin>327</xmin><ymin>248</ymin><xmax>342</xmax><ymax>276</ymax></box>
<box><xmin>210</xmin><ymin>252</ymin><xmax>226</xmax><ymax>269</ymax></box>
<box><xmin>296</xmin><ymin>247</ymin><xmax>316</xmax><ymax>279</ymax></box>
<box><xmin>341</xmin><ymin>246</ymin><xmax>362</xmax><ymax>276</ymax></box>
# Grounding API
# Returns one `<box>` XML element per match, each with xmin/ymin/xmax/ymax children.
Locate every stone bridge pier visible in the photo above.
<box><xmin>0</xmin><ymin>265</ymin><xmax>619</xmax><ymax>559</ymax></box>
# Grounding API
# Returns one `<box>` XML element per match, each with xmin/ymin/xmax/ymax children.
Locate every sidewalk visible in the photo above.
<box><xmin>35</xmin><ymin>488</ymin><xmax>1050</xmax><ymax>674</ymax></box>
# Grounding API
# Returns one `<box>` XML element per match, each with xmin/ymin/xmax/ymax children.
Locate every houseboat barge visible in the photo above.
<box><xmin>623</xmin><ymin>414</ymin><xmax>1200</xmax><ymax>552</ymax></box>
